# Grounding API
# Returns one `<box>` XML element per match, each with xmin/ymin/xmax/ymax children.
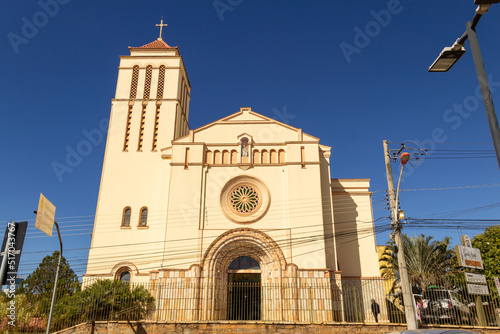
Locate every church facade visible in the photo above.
<box><xmin>84</xmin><ymin>34</ymin><xmax>383</xmax><ymax>322</ymax></box>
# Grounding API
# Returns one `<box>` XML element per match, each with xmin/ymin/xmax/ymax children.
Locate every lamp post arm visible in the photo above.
<box><xmin>453</xmin><ymin>9</ymin><xmax>485</xmax><ymax>48</ymax></box>
<box><xmin>395</xmin><ymin>164</ymin><xmax>405</xmax><ymax>218</ymax></box>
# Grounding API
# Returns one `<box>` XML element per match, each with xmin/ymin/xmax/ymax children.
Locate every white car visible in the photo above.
<box><xmin>421</xmin><ymin>289</ymin><xmax>472</xmax><ymax>325</ymax></box>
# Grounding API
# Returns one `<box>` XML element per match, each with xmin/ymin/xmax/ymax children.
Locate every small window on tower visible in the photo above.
<box><xmin>129</xmin><ymin>65</ymin><xmax>139</xmax><ymax>99</ymax></box>
<box><xmin>122</xmin><ymin>207</ymin><xmax>131</xmax><ymax>227</ymax></box>
<box><xmin>139</xmin><ymin>207</ymin><xmax>148</xmax><ymax>226</ymax></box>
<box><xmin>157</xmin><ymin>65</ymin><xmax>166</xmax><ymax>99</ymax></box>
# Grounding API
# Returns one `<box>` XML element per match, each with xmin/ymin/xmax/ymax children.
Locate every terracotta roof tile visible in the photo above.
<box><xmin>134</xmin><ymin>39</ymin><xmax>177</xmax><ymax>49</ymax></box>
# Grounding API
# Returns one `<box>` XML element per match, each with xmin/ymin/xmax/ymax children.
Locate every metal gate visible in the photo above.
<box><xmin>227</xmin><ymin>273</ymin><xmax>261</xmax><ymax>320</ymax></box>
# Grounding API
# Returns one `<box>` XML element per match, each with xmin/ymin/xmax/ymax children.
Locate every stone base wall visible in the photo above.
<box><xmin>55</xmin><ymin>321</ymin><xmax>499</xmax><ymax>334</ymax></box>
<box><xmin>147</xmin><ymin>267</ymin><xmax>343</xmax><ymax>322</ymax></box>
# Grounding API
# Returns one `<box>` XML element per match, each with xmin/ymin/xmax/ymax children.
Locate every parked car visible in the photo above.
<box><xmin>421</xmin><ymin>289</ymin><xmax>472</xmax><ymax>325</ymax></box>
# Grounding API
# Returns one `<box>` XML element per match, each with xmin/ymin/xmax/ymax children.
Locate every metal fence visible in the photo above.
<box><xmin>2</xmin><ymin>276</ymin><xmax>499</xmax><ymax>333</ymax></box>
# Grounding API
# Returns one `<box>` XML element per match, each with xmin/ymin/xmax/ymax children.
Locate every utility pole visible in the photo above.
<box><xmin>383</xmin><ymin>140</ymin><xmax>417</xmax><ymax>330</ymax></box>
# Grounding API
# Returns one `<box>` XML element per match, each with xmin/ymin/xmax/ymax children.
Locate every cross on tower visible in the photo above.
<box><xmin>156</xmin><ymin>18</ymin><xmax>168</xmax><ymax>40</ymax></box>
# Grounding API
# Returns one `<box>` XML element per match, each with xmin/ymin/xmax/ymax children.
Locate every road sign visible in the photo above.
<box><xmin>0</xmin><ymin>221</ymin><xmax>28</xmax><ymax>285</ymax></box>
<box><xmin>467</xmin><ymin>283</ymin><xmax>489</xmax><ymax>296</ymax></box>
<box><xmin>455</xmin><ymin>245</ymin><xmax>483</xmax><ymax>269</ymax></box>
<box><xmin>35</xmin><ymin>193</ymin><xmax>56</xmax><ymax>237</ymax></box>
<box><xmin>465</xmin><ymin>272</ymin><xmax>487</xmax><ymax>284</ymax></box>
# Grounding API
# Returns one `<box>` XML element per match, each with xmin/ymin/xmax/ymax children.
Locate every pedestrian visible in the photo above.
<box><xmin>371</xmin><ymin>299</ymin><xmax>380</xmax><ymax>323</ymax></box>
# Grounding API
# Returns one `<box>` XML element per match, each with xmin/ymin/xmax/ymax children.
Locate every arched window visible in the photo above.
<box><xmin>214</xmin><ymin>150</ymin><xmax>221</xmax><ymax>164</ymax></box>
<box><xmin>253</xmin><ymin>150</ymin><xmax>260</xmax><ymax>164</ymax></box>
<box><xmin>205</xmin><ymin>150</ymin><xmax>213</xmax><ymax>165</ymax></box>
<box><xmin>231</xmin><ymin>150</ymin><xmax>238</xmax><ymax>164</ymax></box>
<box><xmin>278</xmin><ymin>149</ymin><xmax>285</xmax><ymax>164</ymax></box>
<box><xmin>120</xmin><ymin>270</ymin><xmax>131</xmax><ymax>283</ymax></box>
<box><xmin>261</xmin><ymin>150</ymin><xmax>269</xmax><ymax>164</ymax></box>
<box><xmin>222</xmin><ymin>150</ymin><xmax>230</xmax><ymax>164</ymax></box>
<box><xmin>122</xmin><ymin>207</ymin><xmax>131</xmax><ymax>227</ymax></box>
<box><xmin>139</xmin><ymin>207</ymin><xmax>148</xmax><ymax>226</ymax></box>
<box><xmin>270</xmin><ymin>150</ymin><xmax>278</xmax><ymax>164</ymax></box>
<box><xmin>115</xmin><ymin>266</ymin><xmax>132</xmax><ymax>283</ymax></box>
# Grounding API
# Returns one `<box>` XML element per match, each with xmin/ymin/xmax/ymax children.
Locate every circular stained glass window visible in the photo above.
<box><xmin>230</xmin><ymin>185</ymin><xmax>260</xmax><ymax>214</ymax></box>
<box><xmin>220</xmin><ymin>176</ymin><xmax>270</xmax><ymax>224</ymax></box>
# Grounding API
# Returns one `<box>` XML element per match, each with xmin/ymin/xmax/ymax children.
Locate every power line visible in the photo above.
<box><xmin>400</xmin><ymin>183</ymin><xmax>500</xmax><ymax>192</ymax></box>
<box><xmin>17</xmin><ymin>218</ymin><xmax>389</xmax><ymax>275</ymax></box>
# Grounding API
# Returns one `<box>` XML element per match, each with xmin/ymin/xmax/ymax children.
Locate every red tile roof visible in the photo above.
<box><xmin>135</xmin><ymin>39</ymin><xmax>177</xmax><ymax>49</ymax></box>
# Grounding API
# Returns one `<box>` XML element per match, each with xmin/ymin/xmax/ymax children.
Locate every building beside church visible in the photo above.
<box><xmin>84</xmin><ymin>31</ymin><xmax>384</xmax><ymax>323</ymax></box>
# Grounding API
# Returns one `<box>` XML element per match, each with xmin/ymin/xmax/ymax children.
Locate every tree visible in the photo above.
<box><xmin>472</xmin><ymin>225</ymin><xmax>500</xmax><ymax>280</ymax></box>
<box><xmin>0</xmin><ymin>292</ymin><xmax>41</xmax><ymax>330</ymax></box>
<box><xmin>19</xmin><ymin>251</ymin><xmax>80</xmax><ymax>300</ymax></box>
<box><xmin>51</xmin><ymin>279</ymin><xmax>155</xmax><ymax>329</ymax></box>
<box><xmin>380</xmin><ymin>234</ymin><xmax>455</xmax><ymax>293</ymax></box>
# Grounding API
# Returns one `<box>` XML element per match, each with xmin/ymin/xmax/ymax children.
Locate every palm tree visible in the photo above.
<box><xmin>379</xmin><ymin>234</ymin><xmax>454</xmax><ymax>293</ymax></box>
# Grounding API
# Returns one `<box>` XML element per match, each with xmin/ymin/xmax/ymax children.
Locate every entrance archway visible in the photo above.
<box><xmin>201</xmin><ymin>228</ymin><xmax>287</xmax><ymax>321</ymax></box>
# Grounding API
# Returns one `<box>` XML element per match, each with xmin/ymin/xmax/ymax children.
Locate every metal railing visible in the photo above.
<box><xmin>3</xmin><ymin>276</ymin><xmax>499</xmax><ymax>333</ymax></box>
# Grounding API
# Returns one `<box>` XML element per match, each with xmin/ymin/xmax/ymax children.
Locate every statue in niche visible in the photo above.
<box><xmin>241</xmin><ymin>138</ymin><xmax>249</xmax><ymax>157</ymax></box>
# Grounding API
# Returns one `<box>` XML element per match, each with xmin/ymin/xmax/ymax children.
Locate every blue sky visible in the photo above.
<box><xmin>1</xmin><ymin>1</ymin><xmax>500</xmax><ymax>278</ymax></box>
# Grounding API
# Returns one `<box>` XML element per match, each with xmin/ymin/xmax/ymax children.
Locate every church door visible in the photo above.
<box><xmin>227</xmin><ymin>256</ymin><xmax>261</xmax><ymax>320</ymax></box>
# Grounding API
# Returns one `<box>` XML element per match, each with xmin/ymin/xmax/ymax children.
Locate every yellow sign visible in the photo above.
<box><xmin>35</xmin><ymin>193</ymin><xmax>56</xmax><ymax>237</ymax></box>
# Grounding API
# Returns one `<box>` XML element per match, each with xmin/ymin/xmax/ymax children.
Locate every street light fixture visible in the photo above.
<box><xmin>428</xmin><ymin>46</ymin><xmax>466</xmax><ymax>72</ymax></box>
<box><xmin>400</xmin><ymin>152</ymin><xmax>410</xmax><ymax>165</ymax></box>
<box><xmin>428</xmin><ymin>2</ymin><xmax>500</xmax><ymax>171</ymax></box>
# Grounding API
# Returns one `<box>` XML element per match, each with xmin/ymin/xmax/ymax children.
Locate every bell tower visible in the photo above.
<box><xmin>114</xmin><ymin>27</ymin><xmax>191</xmax><ymax>152</ymax></box>
<box><xmin>86</xmin><ymin>22</ymin><xmax>191</xmax><ymax>278</ymax></box>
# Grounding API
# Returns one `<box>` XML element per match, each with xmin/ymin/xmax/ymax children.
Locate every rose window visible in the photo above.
<box><xmin>230</xmin><ymin>185</ymin><xmax>260</xmax><ymax>214</ymax></box>
<box><xmin>220</xmin><ymin>176</ymin><xmax>269</xmax><ymax>224</ymax></box>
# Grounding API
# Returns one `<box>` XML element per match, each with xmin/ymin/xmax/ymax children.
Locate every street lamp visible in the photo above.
<box><xmin>400</xmin><ymin>152</ymin><xmax>410</xmax><ymax>165</ymax></box>
<box><xmin>428</xmin><ymin>46</ymin><xmax>466</xmax><ymax>72</ymax></box>
<box><xmin>429</xmin><ymin>1</ymin><xmax>500</xmax><ymax>170</ymax></box>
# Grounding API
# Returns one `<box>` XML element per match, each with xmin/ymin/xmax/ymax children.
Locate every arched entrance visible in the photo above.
<box><xmin>201</xmin><ymin>228</ymin><xmax>287</xmax><ymax>321</ymax></box>
<box><xmin>227</xmin><ymin>256</ymin><xmax>261</xmax><ymax>320</ymax></box>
